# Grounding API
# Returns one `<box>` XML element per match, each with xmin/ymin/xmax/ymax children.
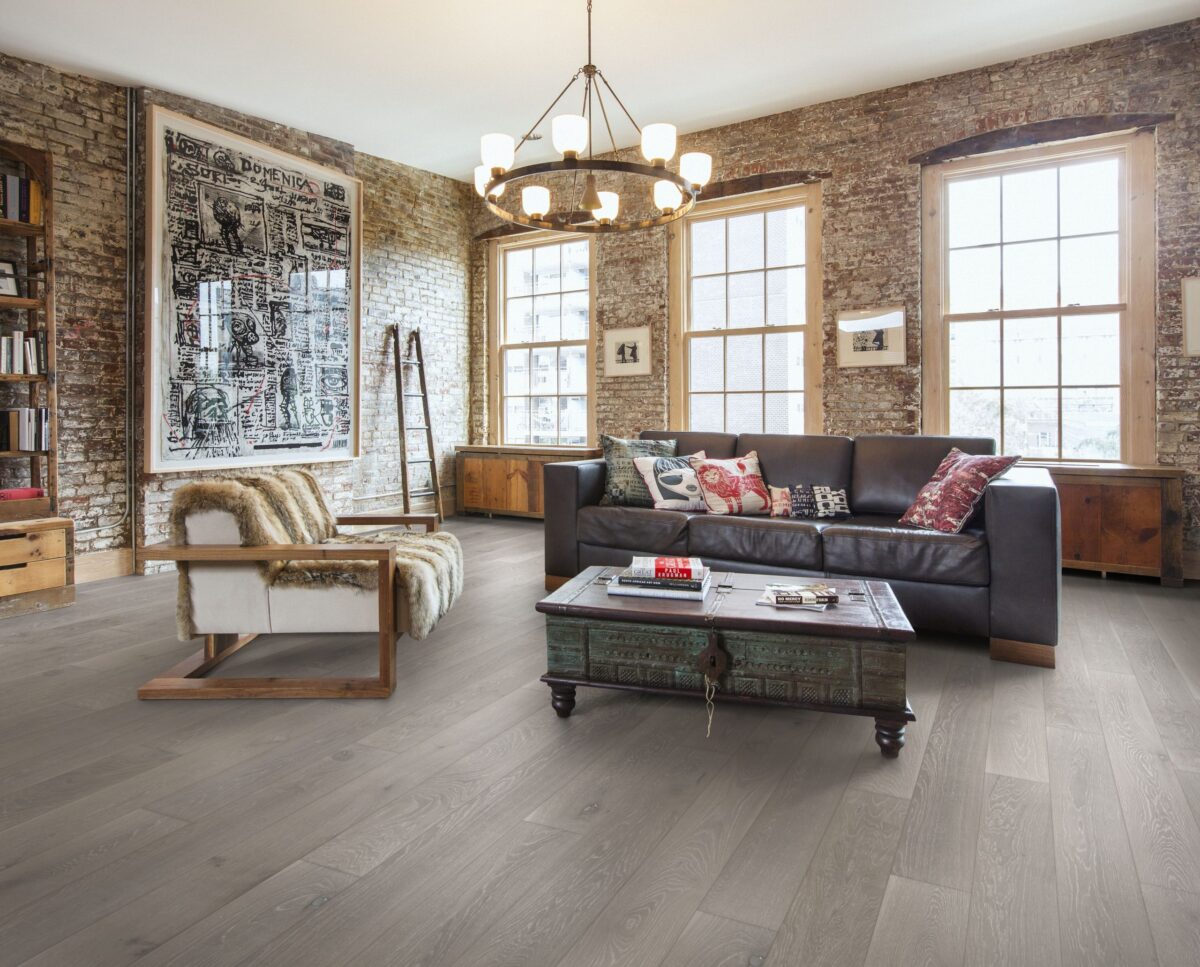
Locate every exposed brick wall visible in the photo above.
<box><xmin>469</xmin><ymin>18</ymin><xmax>1200</xmax><ymax>548</ymax></box>
<box><xmin>0</xmin><ymin>53</ymin><xmax>130</xmax><ymax>554</ymax></box>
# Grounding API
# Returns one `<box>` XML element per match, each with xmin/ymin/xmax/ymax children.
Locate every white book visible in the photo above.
<box><xmin>1</xmin><ymin>336</ymin><xmax>9</xmax><ymax>373</ymax></box>
<box><xmin>23</xmin><ymin>341</ymin><xmax>36</xmax><ymax>375</ymax></box>
<box><xmin>627</xmin><ymin>556</ymin><xmax>707</xmax><ymax>579</ymax></box>
<box><xmin>608</xmin><ymin>572</ymin><xmax>711</xmax><ymax>601</ymax></box>
<box><xmin>11</xmin><ymin>331</ymin><xmax>22</xmax><ymax>375</ymax></box>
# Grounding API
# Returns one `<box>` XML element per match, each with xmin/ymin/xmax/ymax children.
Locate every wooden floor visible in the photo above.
<box><xmin>2</xmin><ymin>516</ymin><xmax>1199</xmax><ymax>966</ymax></box>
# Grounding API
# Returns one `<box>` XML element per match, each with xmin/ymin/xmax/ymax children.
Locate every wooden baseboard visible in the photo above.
<box><xmin>0</xmin><ymin>583</ymin><xmax>75</xmax><ymax>619</ymax></box>
<box><xmin>545</xmin><ymin>574</ymin><xmax>571</xmax><ymax>591</ymax></box>
<box><xmin>989</xmin><ymin>637</ymin><xmax>1056</xmax><ymax>669</ymax></box>
<box><xmin>76</xmin><ymin>548</ymin><xmax>136</xmax><ymax>584</ymax></box>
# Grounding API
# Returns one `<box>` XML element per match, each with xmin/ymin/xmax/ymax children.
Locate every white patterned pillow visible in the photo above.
<box><xmin>633</xmin><ymin>452</ymin><xmax>707</xmax><ymax>511</ymax></box>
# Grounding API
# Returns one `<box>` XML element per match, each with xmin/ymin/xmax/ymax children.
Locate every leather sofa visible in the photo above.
<box><xmin>544</xmin><ymin>431</ymin><xmax>1061</xmax><ymax>667</ymax></box>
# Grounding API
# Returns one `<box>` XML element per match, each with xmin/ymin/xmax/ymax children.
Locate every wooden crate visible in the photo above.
<box><xmin>0</xmin><ymin>517</ymin><xmax>75</xmax><ymax>618</ymax></box>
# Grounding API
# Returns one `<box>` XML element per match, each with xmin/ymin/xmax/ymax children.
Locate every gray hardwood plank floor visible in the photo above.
<box><xmin>1</xmin><ymin>517</ymin><xmax>1198</xmax><ymax>966</ymax></box>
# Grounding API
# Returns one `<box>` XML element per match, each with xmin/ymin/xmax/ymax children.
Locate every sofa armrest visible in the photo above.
<box><xmin>544</xmin><ymin>458</ymin><xmax>606</xmax><ymax>579</ymax></box>
<box><xmin>984</xmin><ymin>466</ymin><xmax>1061</xmax><ymax>647</ymax></box>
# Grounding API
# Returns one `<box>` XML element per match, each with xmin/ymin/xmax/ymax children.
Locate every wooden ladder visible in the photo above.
<box><xmin>391</xmin><ymin>326</ymin><xmax>443</xmax><ymax>521</ymax></box>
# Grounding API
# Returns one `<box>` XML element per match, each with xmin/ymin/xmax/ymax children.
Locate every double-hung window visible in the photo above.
<box><xmin>669</xmin><ymin>186</ymin><xmax>823</xmax><ymax>434</ymax></box>
<box><xmin>922</xmin><ymin>133</ymin><xmax>1155</xmax><ymax>462</ymax></box>
<box><xmin>491</xmin><ymin>236</ymin><xmax>592</xmax><ymax>447</ymax></box>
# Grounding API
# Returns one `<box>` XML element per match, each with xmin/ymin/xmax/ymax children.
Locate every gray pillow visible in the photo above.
<box><xmin>600</xmin><ymin>434</ymin><xmax>675</xmax><ymax>506</ymax></box>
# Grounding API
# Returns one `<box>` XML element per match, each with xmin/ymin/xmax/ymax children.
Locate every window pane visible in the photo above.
<box><xmin>766</xmin><ymin>267</ymin><xmax>805</xmax><ymax>327</ymax></box>
<box><xmin>1003</xmin><ymin>240</ymin><xmax>1057</xmax><ymax>310</ymax></box>
<box><xmin>1003</xmin><ymin>316</ymin><xmax>1057</xmax><ymax>387</ymax></box>
<box><xmin>727</xmin><ymin>213</ymin><xmax>764</xmax><ymax>272</ymax></box>
<box><xmin>765</xmin><ymin>392</ymin><xmax>804</xmax><ymax>433</ymax></box>
<box><xmin>726</xmin><ymin>334</ymin><xmax>763</xmax><ymax>392</ymax></box>
<box><xmin>690</xmin><ymin>393</ymin><xmax>724</xmax><ymax>431</ymax></box>
<box><xmin>505</xmin><ymin>297</ymin><xmax>533</xmax><ymax>343</ymax></box>
<box><xmin>560</xmin><ymin>345</ymin><xmax>587</xmax><ymax>393</ymax></box>
<box><xmin>1004</xmin><ymin>387</ymin><xmax>1059</xmax><ymax>458</ymax></box>
<box><xmin>504</xmin><ymin>348</ymin><xmax>529</xmax><ymax>395</ymax></box>
<box><xmin>691</xmin><ymin>219</ymin><xmax>725</xmax><ymax>276</ymax></box>
<box><xmin>561</xmin><ymin>241</ymin><xmax>589</xmax><ymax>290</ymax></box>
<box><xmin>949</xmin><ymin>319</ymin><xmax>1000</xmax><ymax>387</ymax></box>
<box><xmin>764</xmin><ymin>331</ymin><xmax>804</xmax><ymax>390</ymax></box>
<box><xmin>1060</xmin><ymin>157</ymin><xmax>1119</xmax><ymax>237</ymax></box>
<box><xmin>766</xmin><ymin>207</ymin><xmax>805</xmax><ymax>267</ymax></box>
<box><xmin>533</xmin><ymin>244</ymin><xmax>560</xmax><ymax>293</ymax></box>
<box><xmin>530</xmin><ymin>346</ymin><xmax>557</xmax><ymax>394</ymax></box>
<box><xmin>561</xmin><ymin>290</ymin><xmax>588</xmax><ymax>340</ymax></box>
<box><xmin>691</xmin><ymin>276</ymin><xmax>726</xmax><ymax>330</ymax></box>
<box><xmin>559</xmin><ymin>396</ymin><xmax>587</xmax><ymax>446</ymax></box>
<box><xmin>505</xmin><ymin>248</ymin><xmax>532</xmax><ymax>297</ymax></box>
<box><xmin>729</xmin><ymin>271</ymin><xmax>764</xmax><ymax>328</ymax></box>
<box><xmin>1003</xmin><ymin>167</ymin><xmax>1057</xmax><ymax>242</ymax></box>
<box><xmin>726</xmin><ymin>394</ymin><xmax>763</xmax><ymax>434</ymax></box>
<box><xmin>950</xmin><ymin>388</ymin><xmax>1001</xmax><ymax>444</ymax></box>
<box><xmin>533</xmin><ymin>294</ymin><xmax>560</xmax><ymax>342</ymax></box>
<box><xmin>504</xmin><ymin>397</ymin><xmax>530</xmax><ymax>445</ymax></box>
<box><xmin>948</xmin><ymin>246</ymin><xmax>1000</xmax><ymax>314</ymax></box>
<box><xmin>1062</xmin><ymin>387</ymin><xmax>1119</xmax><ymax>460</ymax></box>
<box><xmin>1061</xmin><ymin>234</ymin><xmax>1118</xmax><ymax>306</ymax></box>
<box><xmin>1061</xmin><ymin>313</ymin><xmax>1119</xmax><ymax>386</ymax></box>
<box><xmin>689</xmin><ymin>336</ymin><xmax>724</xmax><ymax>392</ymax></box>
<box><xmin>531</xmin><ymin>396</ymin><xmax>557</xmax><ymax>445</ymax></box>
<box><xmin>948</xmin><ymin>176</ymin><xmax>1000</xmax><ymax>248</ymax></box>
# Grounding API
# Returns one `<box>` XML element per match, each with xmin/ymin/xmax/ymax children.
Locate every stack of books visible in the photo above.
<box><xmin>756</xmin><ymin>583</ymin><xmax>840</xmax><ymax>612</ymax></box>
<box><xmin>1</xmin><ymin>332</ymin><xmax>48</xmax><ymax>375</ymax></box>
<box><xmin>607</xmin><ymin>556</ymin><xmax>712</xmax><ymax>601</ymax></box>
<box><xmin>1</xmin><ymin>175</ymin><xmax>44</xmax><ymax>224</ymax></box>
<box><xmin>0</xmin><ymin>407</ymin><xmax>50</xmax><ymax>451</ymax></box>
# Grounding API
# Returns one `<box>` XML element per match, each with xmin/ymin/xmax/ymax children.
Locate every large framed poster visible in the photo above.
<box><xmin>145</xmin><ymin>106</ymin><xmax>361</xmax><ymax>473</ymax></box>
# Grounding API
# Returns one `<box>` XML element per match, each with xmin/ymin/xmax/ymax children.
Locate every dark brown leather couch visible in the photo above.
<box><xmin>544</xmin><ymin>431</ymin><xmax>1061</xmax><ymax>666</ymax></box>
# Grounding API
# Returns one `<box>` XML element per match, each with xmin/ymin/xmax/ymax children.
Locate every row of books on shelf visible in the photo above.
<box><xmin>0</xmin><ymin>407</ymin><xmax>50</xmax><ymax>452</ymax></box>
<box><xmin>1</xmin><ymin>174</ymin><xmax>44</xmax><ymax>224</ymax></box>
<box><xmin>608</xmin><ymin>557</ymin><xmax>713</xmax><ymax>601</ymax></box>
<box><xmin>0</xmin><ymin>331</ymin><xmax>47</xmax><ymax>374</ymax></box>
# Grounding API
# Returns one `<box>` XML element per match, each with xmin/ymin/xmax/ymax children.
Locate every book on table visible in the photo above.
<box><xmin>608</xmin><ymin>569</ymin><xmax>712</xmax><ymax>601</ymax></box>
<box><xmin>756</xmin><ymin>583</ymin><xmax>840</xmax><ymax>611</ymax></box>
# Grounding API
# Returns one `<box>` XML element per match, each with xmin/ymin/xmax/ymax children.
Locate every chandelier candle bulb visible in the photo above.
<box><xmin>480</xmin><ymin>132</ymin><xmax>515</xmax><ymax>174</ymax></box>
<box><xmin>551</xmin><ymin>114</ymin><xmax>588</xmax><ymax>159</ymax></box>
<box><xmin>641</xmin><ymin>123</ymin><xmax>677</xmax><ymax>166</ymax></box>
<box><xmin>654</xmin><ymin>179</ymin><xmax>683</xmax><ymax>213</ymax></box>
<box><xmin>473</xmin><ymin>165</ymin><xmax>504</xmax><ymax>199</ymax></box>
<box><xmin>595</xmin><ymin>191</ymin><xmax>620</xmax><ymax>224</ymax></box>
<box><xmin>522</xmin><ymin>185</ymin><xmax>551</xmax><ymax>219</ymax></box>
<box><xmin>680</xmin><ymin>152</ymin><xmax>713</xmax><ymax>188</ymax></box>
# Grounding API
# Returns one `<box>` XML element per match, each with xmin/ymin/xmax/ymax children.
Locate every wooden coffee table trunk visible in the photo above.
<box><xmin>537</xmin><ymin>568</ymin><xmax>915</xmax><ymax>757</ymax></box>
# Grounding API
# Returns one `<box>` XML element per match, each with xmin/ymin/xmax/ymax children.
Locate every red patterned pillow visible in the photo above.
<box><xmin>688</xmin><ymin>451</ymin><xmax>770</xmax><ymax>515</ymax></box>
<box><xmin>900</xmin><ymin>448</ymin><xmax>1020</xmax><ymax>533</ymax></box>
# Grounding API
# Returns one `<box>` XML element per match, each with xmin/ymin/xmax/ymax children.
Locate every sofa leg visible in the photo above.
<box><xmin>545</xmin><ymin>574</ymin><xmax>571</xmax><ymax>592</ymax></box>
<box><xmin>989</xmin><ymin>637</ymin><xmax>1056</xmax><ymax>669</ymax></box>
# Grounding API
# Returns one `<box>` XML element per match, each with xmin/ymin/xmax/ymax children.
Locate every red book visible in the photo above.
<box><xmin>628</xmin><ymin>556</ymin><xmax>706</xmax><ymax>579</ymax></box>
<box><xmin>0</xmin><ymin>487</ymin><xmax>44</xmax><ymax>500</ymax></box>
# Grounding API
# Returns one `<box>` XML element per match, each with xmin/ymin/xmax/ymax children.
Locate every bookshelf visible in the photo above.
<box><xmin>0</xmin><ymin>139</ymin><xmax>72</xmax><ymax>618</ymax></box>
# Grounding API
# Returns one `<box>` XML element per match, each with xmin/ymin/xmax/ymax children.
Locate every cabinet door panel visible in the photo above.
<box><xmin>1058</xmin><ymin>482</ymin><xmax>1101</xmax><ymax>564</ymax></box>
<box><xmin>1100</xmin><ymin>483</ymin><xmax>1160</xmax><ymax>569</ymax></box>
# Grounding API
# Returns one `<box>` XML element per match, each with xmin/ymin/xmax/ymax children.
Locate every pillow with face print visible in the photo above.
<box><xmin>633</xmin><ymin>451</ymin><xmax>708</xmax><ymax>511</ymax></box>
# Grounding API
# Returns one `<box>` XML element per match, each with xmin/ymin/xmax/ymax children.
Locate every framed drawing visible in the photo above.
<box><xmin>1184</xmin><ymin>277</ymin><xmax>1200</xmax><ymax>357</ymax></box>
<box><xmin>0</xmin><ymin>259</ymin><xmax>17</xmax><ymax>297</ymax></box>
<box><xmin>837</xmin><ymin>306</ymin><xmax>906</xmax><ymax>368</ymax></box>
<box><xmin>145</xmin><ymin>106</ymin><xmax>362</xmax><ymax>473</ymax></box>
<box><xmin>604</xmin><ymin>326</ymin><xmax>651</xmax><ymax>376</ymax></box>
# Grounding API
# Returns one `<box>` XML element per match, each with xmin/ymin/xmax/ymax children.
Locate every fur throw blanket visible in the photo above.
<box><xmin>168</xmin><ymin>470</ymin><xmax>462</xmax><ymax>641</ymax></box>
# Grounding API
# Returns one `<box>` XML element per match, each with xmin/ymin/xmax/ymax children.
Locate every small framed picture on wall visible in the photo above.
<box><xmin>837</xmin><ymin>306</ymin><xmax>906</xmax><ymax>368</ymax></box>
<box><xmin>0</xmin><ymin>260</ymin><xmax>18</xmax><ymax>297</ymax></box>
<box><xmin>604</xmin><ymin>326</ymin><xmax>651</xmax><ymax>376</ymax></box>
<box><xmin>1184</xmin><ymin>278</ymin><xmax>1200</xmax><ymax>356</ymax></box>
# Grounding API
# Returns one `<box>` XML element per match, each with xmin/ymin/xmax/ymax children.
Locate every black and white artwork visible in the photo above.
<box><xmin>837</xmin><ymin>306</ymin><xmax>906</xmax><ymax>368</ymax></box>
<box><xmin>145</xmin><ymin>107</ymin><xmax>360</xmax><ymax>472</ymax></box>
<box><xmin>604</xmin><ymin>325</ymin><xmax>652</xmax><ymax>376</ymax></box>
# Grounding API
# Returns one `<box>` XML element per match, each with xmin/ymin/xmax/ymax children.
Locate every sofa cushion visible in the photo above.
<box><xmin>738</xmin><ymin>434</ymin><xmax>854</xmax><ymax>493</ymax></box>
<box><xmin>641</xmin><ymin>430</ymin><xmax>738</xmax><ymax>459</ymax></box>
<box><xmin>577</xmin><ymin>505</ymin><xmax>690</xmax><ymax>554</ymax></box>
<box><xmin>900</xmin><ymin>448</ymin><xmax>1020</xmax><ymax>533</ymax></box>
<box><xmin>689</xmin><ymin>452</ymin><xmax>770</xmax><ymax>515</ymax></box>
<box><xmin>688</xmin><ymin>514</ymin><xmax>823</xmax><ymax>570</ymax></box>
<box><xmin>821</xmin><ymin>515</ymin><xmax>989</xmax><ymax>586</ymax></box>
<box><xmin>850</xmin><ymin>435</ymin><xmax>996</xmax><ymax>516</ymax></box>
<box><xmin>601</xmin><ymin>434</ymin><xmax>675</xmax><ymax>506</ymax></box>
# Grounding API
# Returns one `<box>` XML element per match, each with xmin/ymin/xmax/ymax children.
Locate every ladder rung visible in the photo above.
<box><xmin>406</xmin><ymin>457</ymin><xmax>432</xmax><ymax>464</ymax></box>
<box><xmin>405</xmin><ymin>425</ymin><xmax>429</xmax><ymax>431</ymax></box>
<box><xmin>403</xmin><ymin>393</ymin><xmax>425</xmax><ymax>398</ymax></box>
<box><xmin>408</xmin><ymin>489</ymin><xmax>437</xmax><ymax>498</ymax></box>
<box><xmin>400</xmin><ymin>359</ymin><xmax>422</xmax><ymax>366</ymax></box>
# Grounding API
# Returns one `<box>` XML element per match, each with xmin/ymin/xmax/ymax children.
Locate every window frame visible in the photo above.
<box><xmin>920</xmin><ymin>131</ymin><xmax>1156</xmax><ymax>464</ymax></box>
<box><xmin>667</xmin><ymin>183</ymin><xmax>824</xmax><ymax>435</ymax></box>
<box><xmin>487</xmin><ymin>230</ymin><xmax>596</xmax><ymax>449</ymax></box>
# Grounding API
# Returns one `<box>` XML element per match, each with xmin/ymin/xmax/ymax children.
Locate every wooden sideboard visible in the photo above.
<box><xmin>456</xmin><ymin>445</ymin><xmax>601</xmax><ymax>519</ymax></box>
<box><xmin>1045</xmin><ymin>464</ymin><xmax>1186</xmax><ymax>588</ymax></box>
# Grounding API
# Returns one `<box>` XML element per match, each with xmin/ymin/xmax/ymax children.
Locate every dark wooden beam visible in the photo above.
<box><xmin>908</xmin><ymin>114</ymin><xmax>1175</xmax><ymax>166</ymax></box>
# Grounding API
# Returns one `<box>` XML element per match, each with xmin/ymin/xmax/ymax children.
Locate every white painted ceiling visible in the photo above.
<box><xmin>1</xmin><ymin>0</ymin><xmax>1194</xmax><ymax>180</ymax></box>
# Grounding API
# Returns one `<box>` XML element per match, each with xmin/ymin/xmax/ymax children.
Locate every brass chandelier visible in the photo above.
<box><xmin>474</xmin><ymin>0</ymin><xmax>713</xmax><ymax>234</ymax></box>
